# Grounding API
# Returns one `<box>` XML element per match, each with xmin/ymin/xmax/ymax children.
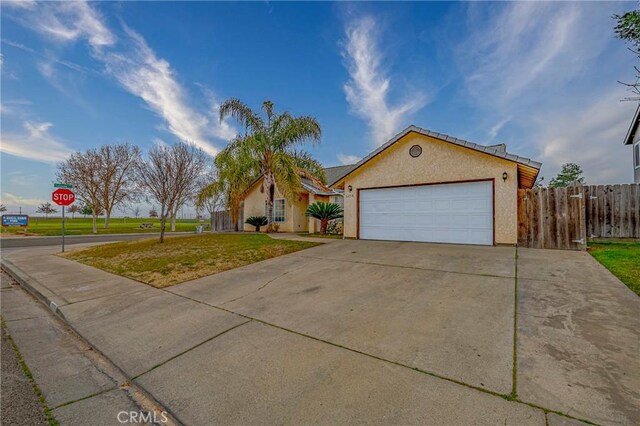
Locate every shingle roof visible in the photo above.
<box><xmin>328</xmin><ymin>125</ymin><xmax>542</xmax><ymax>187</ymax></box>
<box><xmin>323</xmin><ymin>164</ymin><xmax>356</xmax><ymax>185</ymax></box>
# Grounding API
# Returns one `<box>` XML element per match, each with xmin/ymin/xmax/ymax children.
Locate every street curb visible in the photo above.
<box><xmin>1</xmin><ymin>258</ymin><xmax>68</xmax><ymax>320</ymax></box>
<box><xmin>1</xmin><ymin>258</ymin><xmax>183</xmax><ymax>425</ymax></box>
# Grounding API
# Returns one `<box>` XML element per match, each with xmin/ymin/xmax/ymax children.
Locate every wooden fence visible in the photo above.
<box><xmin>517</xmin><ymin>186</ymin><xmax>586</xmax><ymax>250</ymax></box>
<box><xmin>584</xmin><ymin>184</ymin><xmax>640</xmax><ymax>239</ymax></box>
<box><xmin>518</xmin><ymin>183</ymin><xmax>640</xmax><ymax>250</ymax></box>
<box><xmin>212</xmin><ymin>210</ymin><xmax>234</xmax><ymax>231</ymax></box>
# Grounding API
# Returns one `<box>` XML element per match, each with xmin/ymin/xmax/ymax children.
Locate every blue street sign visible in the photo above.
<box><xmin>2</xmin><ymin>214</ymin><xmax>29</xmax><ymax>227</ymax></box>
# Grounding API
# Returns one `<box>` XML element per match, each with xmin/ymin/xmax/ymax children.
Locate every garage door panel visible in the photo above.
<box><xmin>359</xmin><ymin>181</ymin><xmax>493</xmax><ymax>245</ymax></box>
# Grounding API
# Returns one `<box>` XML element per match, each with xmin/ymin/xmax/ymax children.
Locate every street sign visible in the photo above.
<box><xmin>52</xmin><ymin>188</ymin><xmax>75</xmax><ymax>206</ymax></box>
<box><xmin>54</xmin><ymin>183</ymin><xmax>74</xmax><ymax>189</ymax></box>
<box><xmin>1</xmin><ymin>214</ymin><xmax>29</xmax><ymax>227</ymax></box>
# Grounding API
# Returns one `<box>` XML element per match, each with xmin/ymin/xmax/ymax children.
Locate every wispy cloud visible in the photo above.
<box><xmin>337</xmin><ymin>153</ymin><xmax>361</xmax><ymax>165</ymax></box>
<box><xmin>1</xmin><ymin>120</ymin><xmax>73</xmax><ymax>163</ymax></box>
<box><xmin>532</xmin><ymin>92</ymin><xmax>635</xmax><ymax>184</ymax></box>
<box><xmin>0</xmin><ymin>192</ymin><xmax>45</xmax><ymax>208</ymax></box>
<box><xmin>343</xmin><ymin>16</ymin><xmax>426</xmax><ymax>147</ymax></box>
<box><xmin>5</xmin><ymin>0</ymin><xmax>115</xmax><ymax>50</ymax></box>
<box><xmin>6</xmin><ymin>1</ymin><xmax>235</xmax><ymax>155</ymax></box>
<box><xmin>453</xmin><ymin>2</ymin><xmax>634</xmax><ymax>183</ymax></box>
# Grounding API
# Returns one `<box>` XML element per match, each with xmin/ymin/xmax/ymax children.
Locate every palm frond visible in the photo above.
<box><xmin>219</xmin><ymin>98</ymin><xmax>264</xmax><ymax>132</ymax></box>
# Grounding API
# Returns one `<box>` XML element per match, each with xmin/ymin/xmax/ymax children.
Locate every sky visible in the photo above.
<box><xmin>0</xmin><ymin>0</ymin><xmax>637</xmax><ymax>215</ymax></box>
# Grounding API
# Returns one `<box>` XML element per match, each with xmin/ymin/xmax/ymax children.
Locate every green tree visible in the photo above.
<box><xmin>614</xmin><ymin>9</ymin><xmax>640</xmax><ymax>100</ymax></box>
<box><xmin>217</xmin><ymin>99</ymin><xmax>324</xmax><ymax>231</ymax></box>
<box><xmin>305</xmin><ymin>202</ymin><xmax>343</xmax><ymax>235</ymax></box>
<box><xmin>548</xmin><ymin>163</ymin><xmax>585</xmax><ymax>188</ymax></box>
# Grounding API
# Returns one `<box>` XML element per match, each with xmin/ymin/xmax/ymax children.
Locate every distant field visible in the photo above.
<box><xmin>0</xmin><ymin>217</ymin><xmax>204</xmax><ymax>236</ymax></box>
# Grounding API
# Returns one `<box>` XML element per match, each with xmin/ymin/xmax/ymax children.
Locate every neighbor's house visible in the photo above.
<box><xmin>329</xmin><ymin>125</ymin><xmax>541</xmax><ymax>246</ymax></box>
<box><xmin>241</xmin><ymin>166</ymin><xmax>351</xmax><ymax>234</ymax></box>
<box><xmin>623</xmin><ymin>104</ymin><xmax>640</xmax><ymax>183</ymax></box>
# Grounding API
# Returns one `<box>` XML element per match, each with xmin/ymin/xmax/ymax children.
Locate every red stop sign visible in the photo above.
<box><xmin>52</xmin><ymin>188</ymin><xmax>75</xmax><ymax>206</ymax></box>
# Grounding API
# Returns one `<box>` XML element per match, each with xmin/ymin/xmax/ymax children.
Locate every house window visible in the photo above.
<box><xmin>332</xmin><ymin>195</ymin><xmax>344</xmax><ymax>208</ymax></box>
<box><xmin>265</xmin><ymin>199</ymin><xmax>286</xmax><ymax>222</ymax></box>
<box><xmin>635</xmin><ymin>143</ymin><xmax>640</xmax><ymax>169</ymax></box>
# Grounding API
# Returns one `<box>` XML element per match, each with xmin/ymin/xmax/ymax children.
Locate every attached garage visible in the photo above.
<box><xmin>359</xmin><ymin>180</ymin><xmax>493</xmax><ymax>245</ymax></box>
<box><xmin>330</xmin><ymin>125</ymin><xmax>541</xmax><ymax>246</ymax></box>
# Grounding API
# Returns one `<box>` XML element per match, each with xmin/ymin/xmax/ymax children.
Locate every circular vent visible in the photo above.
<box><xmin>409</xmin><ymin>144</ymin><xmax>422</xmax><ymax>158</ymax></box>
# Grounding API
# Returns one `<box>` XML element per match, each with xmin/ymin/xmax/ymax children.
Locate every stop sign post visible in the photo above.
<box><xmin>52</xmin><ymin>187</ymin><xmax>75</xmax><ymax>252</ymax></box>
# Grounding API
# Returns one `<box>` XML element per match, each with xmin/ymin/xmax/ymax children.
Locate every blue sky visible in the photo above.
<box><xmin>1</xmin><ymin>0</ymin><xmax>637</xmax><ymax>213</ymax></box>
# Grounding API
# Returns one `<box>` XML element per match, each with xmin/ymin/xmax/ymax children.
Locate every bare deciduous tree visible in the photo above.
<box><xmin>139</xmin><ymin>142</ymin><xmax>208</xmax><ymax>243</ymax></box>
<box><xmin>95</xmin><ymin>144</ymin><xmax>141</xmax><ymax>229</ymax></box>
<box><xmin>131</xmin><ymin>205</ymin><xmax>141</xmax><ymax>218</ymax></box>
<box><xmin>67</xmin><ymin>204</ymin><xmax>81</xmax><ymax>219</ymax></box>
<box><xmin>196</xmin><ymin>175</ymin><xmax>225</xmax><ymax>232</ymax></box>
<box><xmin>57</xmin><ymin>151</ymin><xmax>103</xmax><ymax>233</ymax></box>
<box><xmin>36</xmin><ymin>202</ymin><xmax>57</xmax><ymax>219</ymax></box>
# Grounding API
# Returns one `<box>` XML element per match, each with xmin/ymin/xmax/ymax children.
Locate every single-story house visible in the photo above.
<box><xmin>241</xmin><ymin>169</ymin><xmax>346</xmax><ymax>233</ymax></box>
<box><xmin>623</xmin><ymin>104</ymin><xmax>640</xmax><ymax>183</ymax></box>
<box><xmin>241</xmin><ymin>125</ymin><xmax>541</xmax><ymax>245</ymax></box>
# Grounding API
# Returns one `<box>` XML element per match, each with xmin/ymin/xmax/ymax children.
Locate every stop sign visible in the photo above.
<box><xmin>52</xmin><ymin>188</ymin><xmax>75</xmax><ymax>206</ymax></box>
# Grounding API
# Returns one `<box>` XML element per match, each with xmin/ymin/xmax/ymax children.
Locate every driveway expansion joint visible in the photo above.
<box><xmin>163</xmin><ymin>287</ymin><xmax>597</xmax><ymax>426</ymax></box>
<box><xmin>131</xmin><ymin>319</ymin><xmax>252</xmax><ymax>380</ymax></box>
<box><xmin>299</xmin><ymin>254</ymin><xmax>515</xmax><ymax>280</ymax></box>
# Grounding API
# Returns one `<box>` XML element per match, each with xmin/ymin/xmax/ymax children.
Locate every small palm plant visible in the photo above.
<box><xmin>246</xmin><ymin>216</ymin><xmax>268</xmax><ymax>232</ymax></box>
<box><xmin>306</xmin><ymin>202</ymin><xmax>343</xmax><ymax>235</ymax></box>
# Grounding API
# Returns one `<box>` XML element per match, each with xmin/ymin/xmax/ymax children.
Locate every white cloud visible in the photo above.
<box><xmin>5</xmin><ymin>0</ymin><xmax>115</xmax><ymax>50</ymax></box>
<box><xmin>343</xmin><ymin>16</ymin><xmax>426</xmax><ymax>147</ymax></box>
<box><xmin>0</xmin><ymin>192</ymin><xmax>45</xmax><ymax>208</ymax></box>
<box><xmin>532</xmin><ymin>92</ymin><xmax>635</xmax><ymax>184</ymax></box>
<box><xmin>1</xmin><ymin>120</ymin><xmax>73</xmax><ymax>163</ymax></box>
<box><xmin>7</xmin><ymin>2</ymin><xmax>235</xmax><ymax>155</ymax></box>
<box><xmin>337</xmin><ymin>153</ymin><xmax>361</xmax><ymax>165</ymax></box>
<box><xmin>453</xmin><ymin>2</ymin><xmax>635</xmax><ymax>183</ymax></box>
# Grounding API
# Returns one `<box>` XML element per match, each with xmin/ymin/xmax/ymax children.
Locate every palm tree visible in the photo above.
<box><xmin>306</xmin><ymin>202</ymin><xmax>343</xmax><ymax>235</ymax></box>
<box><xmin>218</xmin><ymin>99</ymin><xmax>324</xmax><ymax>231</ymax></box>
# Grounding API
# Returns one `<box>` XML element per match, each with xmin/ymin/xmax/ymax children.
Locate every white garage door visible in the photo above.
<box><xmin>359</xmin><ymin>181</ymin><xmax>493</xmax><ymax>245</ymax></box>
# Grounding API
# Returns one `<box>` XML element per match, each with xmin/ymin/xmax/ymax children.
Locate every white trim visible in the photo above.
<box><xmin>265</xmin><ymin>199</ymin><xmax>286</xmax><ymax>222</ymax></box>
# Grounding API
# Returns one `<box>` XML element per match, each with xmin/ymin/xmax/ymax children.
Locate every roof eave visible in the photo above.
<box><xmin>623</xmin><ymin>104</ymin><xmax>640</xmax><ymax>145</ymax></box>
<box><xmin>328</xmin><ymin>125</ymin><xmax>542</xmax><ymax>186</ymax></box>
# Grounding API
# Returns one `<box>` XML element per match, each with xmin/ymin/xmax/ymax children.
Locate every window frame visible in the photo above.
<box><xmin>265</xmin><ymin>199</ymin><xmax>286</xmax><ymax>223</ymax></box>
<box><xmin>635</xmin><ymin>143</ymin><xmax>640</xmax><ymax>169</ymax></box>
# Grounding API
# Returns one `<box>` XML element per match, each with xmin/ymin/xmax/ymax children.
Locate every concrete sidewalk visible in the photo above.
<box><xmin>2</xmin><ymin>242</ymin><xmax>637</xmax><ymax>425</ymax></box>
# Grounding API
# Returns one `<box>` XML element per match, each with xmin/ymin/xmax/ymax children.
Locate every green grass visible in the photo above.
<box><xmin>297</xmin><ymin>232</ymin><xmax>343</xmax><ymax>239</ymax></box>
<box><xmin>589</xmin><ymin>239</ymin><xmax>640</xmax><ymax>296</ymax></box>
<box><xmin>1</xmin><ymin>217</ymin><xmax>201</xmax><ymax>237</ymax></box>
<box><xmin>61</xmin><ymin>233</ymin><xmax>319</xmax><ymax>288</ymax></box>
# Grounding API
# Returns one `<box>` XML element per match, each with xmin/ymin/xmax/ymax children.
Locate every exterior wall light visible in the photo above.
<box><xmin>348</xmin><ymin>185</ymin><xmax>353</xmax><ymax>192</ymax></box>
<box><xmin>502</xmin><ymin>172</ymin><xmax>508</xmax><ymax>182</ymax></box>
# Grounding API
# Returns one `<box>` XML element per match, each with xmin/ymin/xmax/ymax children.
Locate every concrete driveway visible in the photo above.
<box><xmin>3</xmin><ymin>239</ymin><xmax>638</xmax><ymax>425</ymax></box>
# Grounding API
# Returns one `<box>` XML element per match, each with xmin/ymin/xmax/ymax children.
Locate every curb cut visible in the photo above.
<box><xmin>1</xmin><ymin>258</ymin><xmax>68</xmax><ymax>320</ymax></box>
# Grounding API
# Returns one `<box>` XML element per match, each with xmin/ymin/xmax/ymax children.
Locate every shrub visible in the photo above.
<box><xmin>306</xmin><ymin>202</ymin><xmax>343</xmax><ymax>235</ymax></box>
<box><xmin>245</xmin><ymin>216</ymin><xmax>268</xmax><ymax>232</ymax></box>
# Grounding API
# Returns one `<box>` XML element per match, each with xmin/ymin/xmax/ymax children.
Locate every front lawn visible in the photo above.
<box><xmin>1</xmin><ymin>217</ymin><xmax>200</xmax><ymax>236</ymax></box>
<box><xmin>61</xmin><ymin>233</ymin><xmax>319</xmax><ymax>288</ymax></box>
<box><xmin>589</xmin><ymin>239</ymin><xmax>640</xmax><ymax>296</ymax></box>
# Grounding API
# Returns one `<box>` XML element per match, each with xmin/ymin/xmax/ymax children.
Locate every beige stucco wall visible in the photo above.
<box><xmin>242</xmin><ymin>180</ymin><xmax>310</xmax><ymax>233</ymax></box>
<box><xmin>339</xmin><ymin>133</ymin><xmax>519</xmax><ymax>244</ymax></box>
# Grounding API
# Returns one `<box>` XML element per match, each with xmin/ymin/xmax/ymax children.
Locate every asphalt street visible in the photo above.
<box><xmin>0</xmin><ymin>232</ymin><xmax>193</xmax><ymax>248</ymax></box>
